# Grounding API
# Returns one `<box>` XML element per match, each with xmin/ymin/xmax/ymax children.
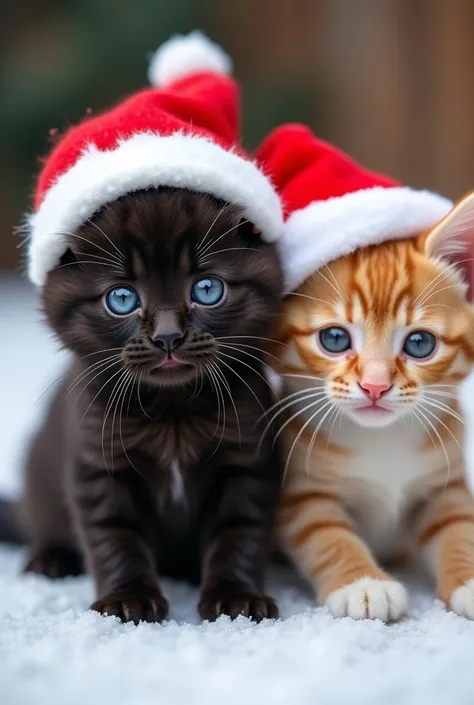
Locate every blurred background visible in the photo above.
<box><xmin>1</xmin><ymin>0</ymin><xmax>474</xmax><ymax>269</ymax></box>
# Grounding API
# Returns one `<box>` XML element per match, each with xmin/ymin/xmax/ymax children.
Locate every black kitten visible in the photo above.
<box><xmin>8</xmin><ymin>187</ymin><xmax>284</xmax><ymax>624</ymax></box>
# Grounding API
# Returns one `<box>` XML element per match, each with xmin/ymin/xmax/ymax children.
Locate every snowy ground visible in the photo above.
<box><xmin>1</xmin><ymin>271</ymin><xmax>474</xmax><ymax>705</ymax></box>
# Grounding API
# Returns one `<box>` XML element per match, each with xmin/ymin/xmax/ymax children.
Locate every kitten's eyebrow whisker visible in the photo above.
<box><xmin>195</xmin><ymin>203</ymin><xmax>232</xmax><ymax>256</ymax></box>
<box><xmin>198</xmin><ymin>219</ymin><xmax>250</xmax><ymax>262</ymax></box>
<box><xmin>316</xmin><ymin>268</ymin><xmax>346</xmax><ymax>304</ymax></box>
<box><xmin>55</xmin><ymin>230</ymin><xmax>124</xmax><ymax>267</ymax></box>
<box><xmin>288</xmin><ymin>291</ymin><xmax>338</xmax><ymax>308</ymax></box>
<box><xmin>85</xmin><ymin>218</ymin><xmax>126</xmax><ymax>261</ymax></box>
<box><xmin>199</xmin><ymin>246</ymin><xmax>259</xmax><ymax>262</ymax></box>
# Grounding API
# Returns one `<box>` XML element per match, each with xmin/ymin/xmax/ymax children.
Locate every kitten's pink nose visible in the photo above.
<box><xmin>358</xmin><ymin>381</ymin><xmax>392</xmax><ymax>400</ymax></box>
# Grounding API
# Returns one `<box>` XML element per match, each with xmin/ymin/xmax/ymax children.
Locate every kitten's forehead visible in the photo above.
<box><xmin>293</xmin><ymin>239</ymin><xmax>467</xmax><ymax>334</ymax></box>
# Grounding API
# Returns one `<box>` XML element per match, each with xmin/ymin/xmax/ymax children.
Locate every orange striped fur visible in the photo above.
<box><xmin>269</xmin><ymin>194</ymin><xmax>474</xmax><ymax>621</ymax></box>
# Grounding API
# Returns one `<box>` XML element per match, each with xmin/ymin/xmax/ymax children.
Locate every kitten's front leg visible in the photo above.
<box><xmin>279</xmin><ymin>489</ymin><xmax>407</xmax><ymax>621</ymax></box>
<box><xmin>198</xmin><ymin>468</ymin><xmax>279</xmax><ymax>623</ymax></box>
<box><xmin>72</xmin><ymin>460</ymin><xmax>168</xmax><ymax>624</ymax></box>
<box><xmin>416</xmin><ymin>478</ymin><xmax>474</xmax><ymax>618</ymax></box>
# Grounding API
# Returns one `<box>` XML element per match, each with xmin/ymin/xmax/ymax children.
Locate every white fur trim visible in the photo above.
<box><xmin>282</xmin><ymin>186</ymin><xmax>453</xmax><ymax>292</ymax></box>
<box><xmin>28</xmin><ymin>132</ymin><xmax>283</xmax><ymax>286</ymax></box>
<box><xmin>148</xmin><ymin>31</ymin><xmax>232</xmax><ymax>87</ymax></box>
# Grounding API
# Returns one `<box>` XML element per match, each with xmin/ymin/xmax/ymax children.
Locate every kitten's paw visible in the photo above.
<box><xmin>449</xmin><ymin>578</ymin><xmax>474</xmax><ymax>619</ymax></box>
<box><xmin>325</xmin><ymin>577</ymin><xmax>408</xmax><ymax>621</ymax></box>
<box><xmin>24</xmin><ymin>546</ymin><xmax>83</xmax><ymax>578</ymax></box>
<box><xmin>198</xmin><ymin>590</ymin><xmax>279</xmax><ymax>623</ymax></box>
<box><xmin>90</xmin><ymin>588</ymin><xmax>169</xmax><ymax>624</ymax></box>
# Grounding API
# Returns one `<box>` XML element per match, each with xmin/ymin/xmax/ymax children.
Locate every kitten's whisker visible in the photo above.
<box><xmin>137</xmin><ymin>373</ymin><xmax>152</xmax><ymax>419</ymax></box>
<box><xmin>415</xmin><ymin>257</ymin><xmax>474</xmax><ymax>306</ymax></box>
<box><xmin>199</xmin><ymin>247</ymin><xmax>259</xmax><ymax>262</ymax></box>
<box><xmin>323</xmin><ymin>263</ymin><xmax>346</xmax><ymax>302</ymax></box>
<box><xmin>198</xmin><ymin>219</ymin><xmax>250</xmax><ymax>261</ymax></box>
<box><xmin>74</xmin><ymin>251</ymin><xmax>124</xmax><ymax>269</ymax></box>
<box><xmin>258</xmin><ymin>393</ymin><xmax>329</xmax><ymax>453</ymax></box>
<box><xmin>424</xmin><ymin>390</ymin><xmax>459</xmax><ymax>401</ymax></box>
<box><xmin>420</xmin><ymin>398</ymin><xmax>465</xmax><ymax>426</ymax></box>
<box><xmin>58</xmin><ymin>230</ymin><xmax>124</xmax><ymax>267</ymax></box>
<box><xmin>315</xmin><ymin>269</ymin><xmax>346</xmax><ymax>305</ymax></box>
<box><xmin>80</xmin><ymin>366</ymin><xmax>124</xmax><ymax>426</ymax></box>
<box><xmin>418</xmin><ymin>283</ymin><xmax>463</xmax><ymax>307</ymax></box>
<box><xmin>282</xmin><ymin>400</ymin><xmax>334</xmax><ymax>483</ymax></box>
<box><xmin>212</xmin><ymin>362</ymin><xmax>241</xmax><ymax>449</ymax></box>
<box><xmin>325</xmin><ymin>407</ymin><xmax>341</xmax><ymax>450</ymax></box>
<box><xmin>414</xmin><ymin>258</ymin><xmax>461</xmax><ymax>306</ymax></box>
<box><xmin>118</xmin><ymin>373</ymin><xmax>146</xmax><ymax>480</ymax></box>
<box><xmin>282</xmin><ymin>373</ymin><xmax>325</xmax><ymax>382</ymax></box>
<box><xmin>206</xmin><ymin>364</ymin><xmax>227</xmax><ymax>458</ymax></box>
<box><xmin>74</xmin><ymin>358</ymin><xmax>123</xmax><ymax>411</ymax></box>
<box><xmin>217</xmin><ymin>350</ymin><xmax>274</xmax><ymax>391</ymax></box>
<box><xmin>85</xmin><ymin>218</ymin><xmax>125</xmax><ymax>262</ymax></box>
<box><xmin>109</xmin><ymin>371</ymin><xmax>133</xmax><ymax>475</ymax></box>
<box><xmin>55</xmin><ymin>260</ymin><xmax>122</xmax><ymax>271</ymax></box>
<box><xmin>206</xmin><ymin>364</ymin><xmax>223</xmax><ymax>439</ymax></box>
<box><xmin>218</xmin><ymin>342</ymin><xmax>282</xmax><ymax>364</ymax></box>
<box><xmin>216</xmin><ymin>356</ymin><xmax>266</xmax><ymax>414</ymax></box>
<box><xmin>101</xmin><ymin>370</ymin><xmax>129</xmax><ymax>475</ymax></box>
<box><xmin>216</xmin><ymin>335</ymin><xmax>289</xmax><ymax>348</ymax></box>
<box><xmin>259</xmin><ymin>387</ymin><xmax>326</xmax><ymax>422</ymax></box>
<box><xmin>301</xmin><ymin>402</ymin><xmax>336</xmax><ymax>478</ymax></box>
<box><xmin>37</xmin><ymin>347</ymin><xmax>122</xmax><ymax>405</ymax></box>
<box><xmin>288</xmin><ymin>291</ymin><xmax>339</xmax><ymax>307</ymax></box>
<box><xmin>62</xmin><ymin>355</ymin><xmax>122</xmax><ymax>403</ymax></box>
<box><xmin>196</xmin><ymin>203</ymin><xmax>232</xmax><ymax>255</ymax></box>
<box><xmin>414</xmin><ymin>406</ymin><xmax>452</xmax><ymax>481</ymax></box>
<box><xmin>305</xmin><ymin>402</ymin><xmax>338</xmax><ymax>475</ymax></box>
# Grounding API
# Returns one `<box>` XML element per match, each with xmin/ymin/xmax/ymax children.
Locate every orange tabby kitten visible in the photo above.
<box><xmin>269</xmin><ymin>193</ymin><xmax>474</xmax><ymax>621</ymax></box>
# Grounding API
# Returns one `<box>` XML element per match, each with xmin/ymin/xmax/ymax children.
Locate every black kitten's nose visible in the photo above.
<box><xmin>152</xmin><ymin>332</ymin><xmax>184</xmax><ymax>353</ymax></box>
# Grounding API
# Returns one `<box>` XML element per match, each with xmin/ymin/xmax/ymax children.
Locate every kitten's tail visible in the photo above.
<box><xmin>0</xmin><ymin>499</ymin><xmax>23</xmax><ymax>545</ymax></box>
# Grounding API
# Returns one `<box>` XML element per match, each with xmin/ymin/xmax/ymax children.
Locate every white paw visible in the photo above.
<box><xmin>325</xmin><ymin>577</ymin><xmax>408</xmax><ymax>622</ymax></box>
<box><xmin>450</xmin><ymin>578</ymin><xmax>474</xmax><ymax>619</ymax></box>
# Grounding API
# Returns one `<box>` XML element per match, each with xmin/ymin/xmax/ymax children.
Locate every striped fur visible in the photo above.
<box><xmin>270</xmin><ymin>199</ymin><xmax>474</xmax><ymax>621</ymax></box>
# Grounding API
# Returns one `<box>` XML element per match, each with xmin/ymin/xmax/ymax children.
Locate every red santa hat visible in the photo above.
<box><xmin>256</xmin><ymin>123</ymin><xmax>452</xmax><ymax>292</ymax></box>
<box><xmin>27</xmin><ymin>31</ymin><xmax>283</xmax><ymax>286</ymax></box>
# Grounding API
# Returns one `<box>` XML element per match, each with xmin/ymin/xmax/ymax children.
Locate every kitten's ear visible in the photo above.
<box><xmin>422</xmin><ymin>192</ymin><xmax>474</xmax><ymax>301</ymax></box>
<box><xmin>58</xmin><ymin>247</ymin><xmax>78</xmax><ymax>268</ymax></box>
<box><xmin>237</xmin><ymin>218</ymin><xmax>264</xmax><ymax>246</ymax></box>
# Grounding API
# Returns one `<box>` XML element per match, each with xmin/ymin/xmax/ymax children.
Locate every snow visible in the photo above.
<box><xmin>1</xmin><ymin>272</ymin><xmax>474</xmax><ymax>705</ymax></box>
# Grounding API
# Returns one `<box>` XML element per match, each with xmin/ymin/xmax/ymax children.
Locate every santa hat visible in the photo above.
<box><xmin>27</xmin><ymin>31</ymin><xmax>283</xmax><ymax>286</ymax></box>
<box><xmin>256</xmin><ymin>123</ymin><xmax>453</xmax><ymax>292</ymax></box>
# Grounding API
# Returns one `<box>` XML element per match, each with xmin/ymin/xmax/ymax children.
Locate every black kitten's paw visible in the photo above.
<box><xmin>90</xmin><ymin>588</ymin><xmax>169</xmax><ymax>624</ymax></box>
<box><xmin>24</xmin><ymin>546</ymin><xmax>83</xmax><ymax>578</ymax></box>
<box><xmin>198</xmin><ymin>590</ymin><xmax>279</xmax><ymax>623</ymax></box>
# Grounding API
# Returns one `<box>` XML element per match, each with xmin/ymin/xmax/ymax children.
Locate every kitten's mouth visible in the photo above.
<box><xmin>157</xmin><ymin>358</ymin><xmax>192</xmax><ymax>369</ymax></box>
<box><xmin>355</xmin><ymin>404</ymin><xmax>393</xmax><ymax>415</ymax></box>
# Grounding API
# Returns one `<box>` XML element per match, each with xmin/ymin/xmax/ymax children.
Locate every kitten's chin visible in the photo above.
<box><xmin>145</xmin><ymin>363</ymin><xmax>197</xmax><ymax>387</ymax></box>
<box><xmin>344</xmin><ymin>406</ymin><xmax>401</xmax><ymax>429</ymax></box>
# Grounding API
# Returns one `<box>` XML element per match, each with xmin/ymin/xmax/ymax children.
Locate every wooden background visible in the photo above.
<box><xmin>1</xmin><ymin>0</ymin><xmax>473</xmax><ymax>269</ymax></box>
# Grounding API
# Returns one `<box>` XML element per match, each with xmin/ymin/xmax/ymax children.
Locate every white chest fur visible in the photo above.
<box><xmin>170</xmin><ymin>460</ymin><xmax>185</xmax><ymax>503</ymax></box>
<box><xmin>321</xmin><ymin>414</ymin><xmax>433</xmax><ymax>558</ymax></box>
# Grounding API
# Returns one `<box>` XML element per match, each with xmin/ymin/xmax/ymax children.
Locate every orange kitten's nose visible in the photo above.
<box><xmin>358</xmin><ymin>381</ymin><xmax>392</xmax><ymax>400</ymax></box>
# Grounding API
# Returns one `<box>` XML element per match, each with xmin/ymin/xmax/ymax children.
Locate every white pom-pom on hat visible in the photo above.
<box><xmin>148</xmin><ymin>30</ymin><xmax>233</xmax><ymax>87</ymax></box>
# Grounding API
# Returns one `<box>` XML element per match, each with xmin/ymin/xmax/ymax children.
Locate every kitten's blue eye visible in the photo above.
<box><xmin>403</xmin><ymin>331</ymin><xmax>437</xmax><ymax>359</ymax></box>
<box><xmin>191</xmin><ymin>277</ymin><xmax>225</xmax><ymax>306</ymax></box>
<box><xmin>105</xmin><ymin>287</ymin><xmax>140</xmax><ymax>316</ymax></box>
<box><xmin>319</xmin><ymin>326</ymin><xmax>351</xmax><ymax>354</ymax></box>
